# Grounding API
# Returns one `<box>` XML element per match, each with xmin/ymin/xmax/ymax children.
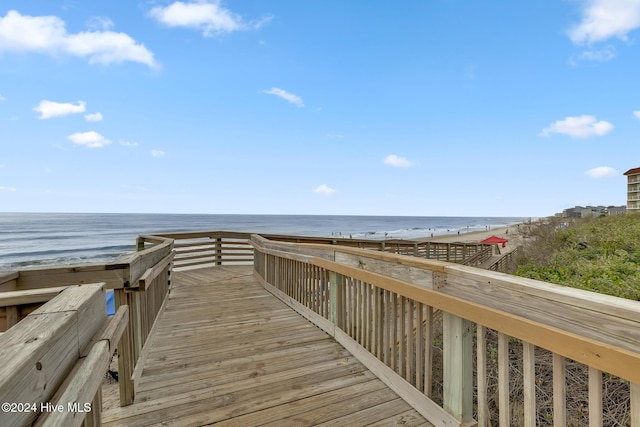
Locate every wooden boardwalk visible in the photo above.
<box><xmin>102</xmin><ymin>266</ymin><xmax>432</xmax><ymax>426</ymax></box>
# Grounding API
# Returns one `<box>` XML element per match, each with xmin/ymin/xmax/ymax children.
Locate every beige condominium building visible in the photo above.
<box><xmin>624</xmin><ymin>167</ymin><xmax>640</xmax><ymax>212</ymax></box>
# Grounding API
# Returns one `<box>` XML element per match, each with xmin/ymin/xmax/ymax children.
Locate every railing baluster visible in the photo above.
<box><xmin>384</xmin><ymin>290</ymin><xmax>390</xmax><ymax>365</ymax></box>
<box><xmin>416</xmin><ymin>302</ymin><xmax>423</xmax><ymax>392</ymax></box>
<box><xmin>632</xmin><ymin>383</ymin><xmax>640</xmax><ymax>427</ymax></box>
<box><xmin>523</xmin><ymin>341</ymin><xmax>535</xmax><ymax>427</ymax></box>
<box><xmin>588</xmin><ymin>366</ymin><xmax>602</xmax><ymax>427</ymax></box>
<box><xmin>498</xmin><ymin>331</ymin><xmax>510</xmax><ymax>427</ymax></box>
<box><xmin>391</xmin><ymin>292</ymin><xmax>398</xmax><ymax>372</ymax></box>
<box><xmin>372</xmin><ymin>285</ymin><xmax>378</xmax><ymax>358</ymax></box>
<box><xmin>477</xmin><ymin>325</ymin><xmax>488</xmax><ymax>427</ymax></box>
<box><xmin>348</xmin><ymin>277</ymin><xmax>354</xmax><ymax>337</ymax></box>
<box><xmin>365</xmin><ymin>283</ymin><xmax>371</xmax><ymax>351</ymax></box>
<box><xmin>553</xmin><ymin>353</ymin><xmax>566</xmax><ymax>427</ymax></box>
<box><xmin>399</xmin><ymin>296</ymin><xmax>406</xmax><ymax>378</ymax></box>
<box><xmin>324</xmin><ymin>269</ymin><xmax>330</xmax><ymax>318</ymax></box>
<box><xmin>424</xmin><ymin>305</ymin><xmax>432</xmax><ymax>397</ymax></box>
<box><xmin>407</xmin><ymin>299</ymin><xmax>414</xmax><ymax>384</ymax></box>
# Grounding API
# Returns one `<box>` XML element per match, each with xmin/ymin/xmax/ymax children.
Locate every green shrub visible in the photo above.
<box><xmin>515</xmin><ymin>214</ymin><xmax>640</xmax><ymax>300</ymax></box>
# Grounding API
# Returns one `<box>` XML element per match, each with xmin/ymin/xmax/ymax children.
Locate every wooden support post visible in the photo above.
<box><xmin>5</xmin><ymin>306</ymin><xmax>18</xmax><ymax>329</ymax></box>
<box><xmin>329</xmin><ymin>271</ymin><xmax>343</xmax><ymax>326</ymax></box>
<box><xmin>114</xmin><ymin>290</ymin><xmax>135</xmax><ymax>406</ymax></box>
<box><xmin>136</xmin><ymin>236</ymin><xmax>145</xmax><ymax>252</ymax></box>
<box><xmin>85</xmin><ymin>386</ymin><xmax>102</xmax><ymax>427</ymax></box>
<box><xmin>631</xmin><ymin>382</ymin><xmax>640</xmax><ymax>427</ymax></box>
<box><xmin>443</xmin><ymin>312</ymin><xmax>474</xmax><ymax>424</ymax></box>
<box><xmin>215</xmin><ymin>238</ymin><xmax>222</xmax><ymax>265</ymax></box>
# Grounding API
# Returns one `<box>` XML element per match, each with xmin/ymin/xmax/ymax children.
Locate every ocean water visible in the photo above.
<box><xmin>0</xmin><ymin>213</ymin><xmax>528</xmax><ymax>269</ymax></box>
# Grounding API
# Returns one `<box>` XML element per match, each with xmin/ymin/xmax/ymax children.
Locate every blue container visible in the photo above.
<box><xmin>106</xmin><ymin>290</ymin><xmax>115</xmax><ymax>316</ymax></box>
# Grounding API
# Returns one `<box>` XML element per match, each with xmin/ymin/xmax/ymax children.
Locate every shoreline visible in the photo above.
<box><xmin>411</xmin><ymin>222</ymin><xmax>530</xmax><ymax>253</ymax></box>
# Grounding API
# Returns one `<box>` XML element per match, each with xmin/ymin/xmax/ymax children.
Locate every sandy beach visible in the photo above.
<box><xmin>418</xmin><ymin>223</ymin><xmax>529</xmax><ymax>253</ymax></box>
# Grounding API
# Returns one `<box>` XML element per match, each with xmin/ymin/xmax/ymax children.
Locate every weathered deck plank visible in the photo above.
<box><xmin>102</xmin><ymin>266</ymin><xmax>432</xmax><ymax>426</ymax></box>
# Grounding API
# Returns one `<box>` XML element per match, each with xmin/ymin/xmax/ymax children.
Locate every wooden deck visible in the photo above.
<box><xmin>102</xmin><ymin>265</ymin><xmax>432</xmax><ymax>426</ymax></box>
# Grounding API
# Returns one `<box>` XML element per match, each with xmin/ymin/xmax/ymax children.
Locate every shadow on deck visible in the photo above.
<box><xmin>102</xmin><ymin>266</ymin><xmax>432</xmax><ymax>426</ymax></box>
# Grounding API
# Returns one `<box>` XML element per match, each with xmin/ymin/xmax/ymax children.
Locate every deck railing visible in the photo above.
<box><xmin>0</xmin><ymin>235</ymin><xmax>174</xmax><ymax>408</ymax></box>
<box><xmin>145</xmin><ymin>230</ymin><xmax>492</xmax><ymax>269</ymax></box>
<box><xmin>0</xmin><ymin>283</ymin><xmax>128</xmax><ymax>426</ymax></box>
<box><xmin>0</xmin><ymin>229</ymin><xmax>488</xmax><ymax>417</ymax></box>
<box><xmin>250</xmin><ymin>234</ymin><xmax>640</xmax><ymax>426</ymax></box>
<box><xmin>487</xmin><ymin>246</ymin><xmax>522</xmax><ymax>273</ymax></box>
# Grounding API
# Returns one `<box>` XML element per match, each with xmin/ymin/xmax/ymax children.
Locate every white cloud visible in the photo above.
<box><xmin>84</xmin><ymin>112</ymin><xmax>103</xmax><ymax>122</ymax></box>
<box><xmin>149</xmin><ymin>1</ymin><xmax>270</xmax><ymax>37</ymax></box>
<box><xmin>540</xmin><ymin>115</ymin><xmax>614</xmax><ymax>138</ymax></box>
<box><xmin>119</xmin><ymin>140</ymin><xmax>138</xmax><ymax>147</ymax></box>
<box><xmin>0</xmin><ymin>10</ymin><xmax>157</xmax><ymax>68</ymax></box>
<box><xmin>578</xmin><ymin>45</ymin><xmax>616</xmax><ymax>61</ymax></box>
<box><xmin>67</xmin><ymin>131</ymin><xmax>111</xmax><ymax>148</ymax></box>
<box><xmin>0</xmin><ymin>164</ymin><xmax>4</xmax><ymax>168</ymax></box>
<box><xmin>86</xmin><ymin>16</ymin><xmax>114</xmax><ymax>31</ymax></box>
<box><xmin>151</xmin><ymin>149</ymin><xmax>166</xmax><ymax>157</ymax></box>
<box><xmin>633</xmin><ymin>111</ymin><xmax>640</xmax><ymax>119</ymax></box>
<box><xmin>383</xmin><ymin>154</ymin><xmax>414</xmax><ymax>168</ymax></box>
<box><xmin>568</xmin><ymin>0</ymin><xmax>640</xmax><ymax>44</ymax></box>
<box><xmin>0</xmin><ymin>94</ymin><xmax>5</xmax><ymax>101</ymax></box>
<box><xmin>0</xmin><ymin>186</ymin><xmax>17</xmax><ymax>192</ymax></box>
<box><xmin>586</xmin><ymin>166</ymin><xmax>618</xmax><ymax>177</ymax></box>
<box><xmin>34</xmin><ymin>100</ymin><xmax>86</xmax><ymax>119</ymax></box>
<box><xmin>313</xmin><ymin>184</ymin><xmax>336</xmax><ymax>196</ymax></box>
<box><xmin>262</xmin><ymin>87</ymin><xmax>304</xmax><ymax>107</ymax></box>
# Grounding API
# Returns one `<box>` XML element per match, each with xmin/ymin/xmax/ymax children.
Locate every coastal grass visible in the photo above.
<box><xmin>515</xmin><ymin>213</ymin><xmax>640</xmax><ymax>300</ymax></box>
<box><xmin>502</xmin><ymin>213</ymin><xmax>640</xmax><ymax>425</ymax></box>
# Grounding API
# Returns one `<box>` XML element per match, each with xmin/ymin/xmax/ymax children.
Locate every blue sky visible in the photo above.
<box><xmin>1</xmin><ymin>1</ymin><xmax>639</xmax><ymax>217</ymax></box>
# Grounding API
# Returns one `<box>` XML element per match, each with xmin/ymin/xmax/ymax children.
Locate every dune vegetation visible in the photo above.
<box><xmin>515</xmin><ymin>213</ymin><xmax>640</xmax><ymax>300</ymax></box>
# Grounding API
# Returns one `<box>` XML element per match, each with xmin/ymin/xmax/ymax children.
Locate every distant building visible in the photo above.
<box><xmin>607</xmin><ymin>205</ymin><xmax>626</xmax><ymax>215</ymax></box>
<box><xmin>560</xmin><ymin>205</ymin><xmax>626</xmax><ymax>218</ymax></box>
<box><xmin>624</xmin><ymin>167</ymin><xmax>640</xmax><ymax>213</ymax></box>
<box><xmin>562</xmin><ymin>206</ymin><xmax>583</xmax><ymax>218</ymax></box>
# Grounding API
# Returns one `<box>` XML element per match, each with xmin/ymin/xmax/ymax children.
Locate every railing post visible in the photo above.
<box><xmin>215</xmin><ymin>237</ymin><xmax>222</xmax><ymax>265</ymax></box>
<box><xmin>329</xmin><ymin>271</ymin><xmax>344</xmax><ymax>327</ymax></box>
<box><xmin>136</xmin><ymin>236</ymin><xmax>145</xmax><ymax>251</ymax></box>
<box><xmin>443</xmin><ymin>312</ymin><xmax>474</xmax><ymax>424</ymax></box>
<box><xmin>114</xmin><ymin>289</ymin><xmax>135</xmax><ymax>406</ymax></box>
<box><xmin>631</xmin><ymin>383</ymin><xmax>640</xmax><ymax>426</ymax></box>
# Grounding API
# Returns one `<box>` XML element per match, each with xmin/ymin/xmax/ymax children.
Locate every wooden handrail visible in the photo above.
<box><xmin>33</xmin><ymin>305</ymin><xmax>129</xmax><ymax>427</ymax></box>
<box><xmin>0</xmin><ymin>284</ymin><xmax>113</xmax><ymax>426</ymax></box>
<box><xmin>0</xmin><ymin>286</ymin><xmax>68</xmax><ymax>307</ymax></box>
<box><xmin>0</xmin><ymin>234</ymin><xmax>176</xmax><ymax>409</ymax></box>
